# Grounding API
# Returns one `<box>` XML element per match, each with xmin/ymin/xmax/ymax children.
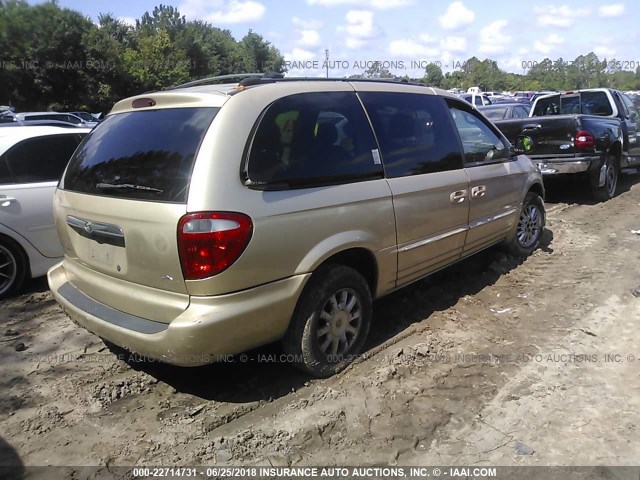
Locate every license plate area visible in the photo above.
<box><xmin>88</xmin><ymin>241</ymin><xmax>114</xmax><ymax>266</ymax></box>
<box><xmin>65</xmin><ymin>215</ymin><xmax>128</xmax><ymax>274</ymax></box>
<box><xmin>81</xmin><ymin>240</ymin><xmax>127</xmax><ymax>274</ymax></box>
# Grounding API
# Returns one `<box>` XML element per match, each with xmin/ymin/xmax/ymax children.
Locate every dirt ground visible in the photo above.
<box><xmin>2</xmin><ymin>171</ymin><xmax>640</xmax><ymax>474</ymax></box>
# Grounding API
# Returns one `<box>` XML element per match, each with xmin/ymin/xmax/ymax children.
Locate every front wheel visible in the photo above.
<box><xmin>282</xmin><ymin>265</ymin><xmax>372</xmax><ymax>378</ymax></box>
<box><xmin>505</xmin><ymin>192</ymin><xmax>545</xmax><ymax>257</ymax></box>
<box><xmin>592</xmin><ymin>155</ymin><xmax>619</xmax><ymax>202</ymax></box>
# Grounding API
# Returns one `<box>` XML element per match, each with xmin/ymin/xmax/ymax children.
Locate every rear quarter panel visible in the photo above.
<box><xmin>185</xmin><ymin>83</ymin><xmax>398</xmax><ymax>298</ymax></box>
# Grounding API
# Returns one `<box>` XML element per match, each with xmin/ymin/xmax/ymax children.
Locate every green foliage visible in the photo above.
<box><xmin>424</xmin><ymin>62</ymin><xmax>443</xmax><ymax>87</ymax></box>
<box><xmin>363</xmin><ymin>62</ymin><xmax>394</xmax><ymax>79</ymax></box>
<box><xmin>1</xmin><ymin>0</ymin><xmax>639</xmax><ymax>113</ymax></box>
<box><xmin>0</xmin><ymin>0</ymin><xmax>94</xmax><ymax>109</ymax></box>
<box><xmin>0</xmin><ymin>1</ymin><xmax>286</xmax><ymax>111</ymax></box>
<box><xmin>434</xmin><ymin>53</ymin><xmax>640</xmax><ymax>92</ymax></box>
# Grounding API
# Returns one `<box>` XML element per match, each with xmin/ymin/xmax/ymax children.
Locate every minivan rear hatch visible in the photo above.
<box><xmin>56</xmin><ymin>106</ymin><xmax>219</xmax><ymax>322</ymax></box>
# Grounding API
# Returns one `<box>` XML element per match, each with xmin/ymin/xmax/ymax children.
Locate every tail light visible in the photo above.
<box><xmin>178</xmin><ymin>212</ymin><xmax>253</xmax><ymax>280</ymax></box>
<box><xmin>575</xmin><ymin>130</ymin><xmax>595</xmax><ymax>150</ymax></box>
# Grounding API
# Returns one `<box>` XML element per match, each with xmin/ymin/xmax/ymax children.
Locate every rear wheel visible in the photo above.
<box><xmin>505</xmin><ymin>192</ymin><xmax>545</xmax><ymax>257</ymax></box>
<box><xmin>592</xmin><ymin>154</ymin><xmax>619</xmax><ymax>202</ymax></box>
<box><xmin>282</xmin><ymin>265</ymin><xmax>372</xmax><ymax>378</ymax></box>
<box><xmin>0</xmin><ymin>238</ymin><xmax>27</xmax><ymax>299</ymax></box>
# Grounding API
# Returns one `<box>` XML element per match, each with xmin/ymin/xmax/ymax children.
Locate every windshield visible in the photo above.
<box><xmin>62</xmin><ymin>107</ymin><xmax>218</xmax><ymax>203</ymax></box>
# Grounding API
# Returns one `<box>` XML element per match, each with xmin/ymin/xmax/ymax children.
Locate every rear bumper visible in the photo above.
<box><xmin>531</xmin><ymin>155</ymin><xmax>605</xmax><ymax>183</ymax></box>
<box><xmin>47</xmin><ymin>262</ymin><xmax>310</xmax><ymax>366</ymax></box>
<box><xmin>533</xmin><ymin>160</ymin><xmax>591</xmax><ymax>175</ymax></box>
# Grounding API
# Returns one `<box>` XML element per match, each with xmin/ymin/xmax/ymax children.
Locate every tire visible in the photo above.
<box><xmin>0</xmin><ymin>237</ymin><xmax>27</xmax><ymax>299</ymax></box>
<box><xmin>505</xmin><ymin>192</ymin><xmax>545</xmax><ymax>257</ymax></box>
<box><xmin>282</xmin><ymin>264</ymin><xmax>372</xmax><ymax>378</ymax></box>
<box><xmin>592</xmin><ymin>154</ymin><xmax>619</xmax><ymax>202</ymax></box>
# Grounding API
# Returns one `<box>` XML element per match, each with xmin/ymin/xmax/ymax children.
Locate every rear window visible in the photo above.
<box><xmin>532</xmin><ymin>91</ymin><xmax>612</xmax><ymax>117</ymax></box>
<box><xmin>62</xmin><ymin>107</ymin><xmax>218</xmax><ymax>203</ymax></box>
<box><xmin>481</xmin><ymin>107</ymin><xmax>506</xmax><ymax>120</ymax></box>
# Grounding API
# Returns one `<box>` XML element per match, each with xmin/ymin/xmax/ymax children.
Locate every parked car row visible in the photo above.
<box><xmin>0</xmin><ymin>110</ymin><xmax>100</xmax><ymax>128</ymax></box>
<box><xmin>458</xmin><ymin>90</ymin><xmax>560</xmax><ymax>108</ymax></box>
<box><xmin>488</xmin><ymin>88</ymin><xmax>640</xmax><ymax>201</ymax></box>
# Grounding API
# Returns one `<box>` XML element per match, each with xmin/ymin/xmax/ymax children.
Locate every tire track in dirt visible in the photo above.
<box><xmin>1</xmin><ymin>172</ymin><xmax>639</xmax><ymax>468</ymax></box>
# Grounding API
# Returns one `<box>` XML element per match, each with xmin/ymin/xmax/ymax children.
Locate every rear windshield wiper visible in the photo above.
<box><xmin>96</xmin><ymin>183</ymin><xmax>164</xmax><ymax>193</ymax></box>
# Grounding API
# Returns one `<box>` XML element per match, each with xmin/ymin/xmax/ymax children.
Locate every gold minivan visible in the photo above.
<box><xmin>48</xmin><ymin>76</ymin><xmax>545</xmax><ymax>377</ymax></box>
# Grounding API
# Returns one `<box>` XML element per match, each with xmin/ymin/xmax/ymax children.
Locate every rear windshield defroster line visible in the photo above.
<box><xmin>62</xmin><ymin>107</ymin><xmax>219</xmax><ymax>203</ymax></box>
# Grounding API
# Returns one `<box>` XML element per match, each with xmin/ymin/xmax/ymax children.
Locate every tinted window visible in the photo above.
<box><xmin>533</xmin><ymin>94</ymin><xmax>574</xmax><ymax>115</ymax></box>
<box><xmin>512</xmin><ymin>106</ymin><xmax>527</xmax><ymax>118</ymax></box>
<box><xmin>360</xmin><ymin>92</ymin><xmax>463</xmax><ymax>177</ymax></box>
<box><xmin>246</xmin><ymin>92</ymin><xmax>381</xmax><ymax>188</ymax></box>
<box><xmin>621</xmin><ymin>93</ymin><xmax>639</xmax><ymax>121</ymax></box>
<box><xmin>481</xmin><ymin>107</ymin><xmax>507</xmax><ymax>120</ymax></box>
<box><xmin>533</xmin><ymin>92</ymin><xmax>613</xmax><ymax>116</ymax></box>
<box><xmin>0</xmin><ymin>158</ymin><xmax>10</xmax><ymax>183</ymax></box>
<box><xmin>63</xmin><ymin>108</ymin><xmax>217</xmax><ymax>203</ymax></box>
<box><xmin>1</xmin><ymin>134</ymin><xmax>84</xmax><ymax>184</ymax></box>
<box><xmin>582</xmin><ymin>91</ymin><xmax>613</xmax><ymax>116</ymax></box>
<box><xmin>447</xmin><ymin>101</ymin><xmax>509</xmax><ymax>164</ymax></box>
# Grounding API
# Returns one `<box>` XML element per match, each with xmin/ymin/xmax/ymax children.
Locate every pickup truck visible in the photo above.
<box><xmin>493</xmin><ymin>88</ymin><xmax>640</xmax><ymax>201</ymax></box>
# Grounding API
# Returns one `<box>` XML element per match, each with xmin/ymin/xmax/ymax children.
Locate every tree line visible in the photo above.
<box><xmin>365</xmin><ymin>54</ymin><xmax>640</xmax><ymax>92</ymax></box>
<box><xmin>0</xmin><ymin>1</ymin><xmax>285</xmax><ymax>112</ymax></box>
<box><xmin>1</xmin><ymin>0</ymin><xmax>640</xmax><ymax>114</ymax></box>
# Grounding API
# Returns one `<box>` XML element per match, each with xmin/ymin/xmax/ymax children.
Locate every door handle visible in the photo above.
<box><xmin>449</xmin><ymin>190</ymin><xmax>468</xmax><ymax>204</ymax></box>
<box><xmin>471</xmin><ymin>185</ymin><xmax>487</xmax><ymax>198</ymax></box>
<box><xmin>0</xmin><ymin>196</ymin><xmax>16</xmax><ymax>207</ymax></box>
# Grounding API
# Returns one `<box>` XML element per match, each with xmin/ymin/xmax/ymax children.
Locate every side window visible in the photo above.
<box><xmin>532</xmin><ymin>95</ymin><xmax>560</xmax><ymax>116</ymax></box>
<box><xmin>446</xmin><ymin>101</ymin><xmax>509</xmax><ymax>164</ymax></box>
<box><xmin>512</xmin><ymin>106</ymin><xmax>526</xmax><ymax>118</ymax></box>
<box><xmin>4</xmin><ymin>134</ymin><xmax>83</xmax><ymax>183</ymax></box>
<box><xmin>621</xmin><ymin>93</ymin><xmax>639</xmax><ymax>121</ymax></box>
<box><xmin>359</xmin><ymin>92</ymin><xmax>463</xmax><ymax>177</ymax></box>
<box><xmin>581</xmin><ymin>91</ymin><xmax>613</xmax><ymax>116</ymax></box>
<box><xmin>246</xmin><ymin>92</ymin><xmax>381</xmax><ymax>188</ymax></box>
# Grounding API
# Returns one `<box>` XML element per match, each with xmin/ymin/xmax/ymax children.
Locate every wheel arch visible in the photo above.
<box><xmin>296</xmin><ymin>230</ymin><xmax>384</xmax><ymax>298</ymax></box>
<box><xmin>608</xmin><ymin>140</ymin><xmax>623</xmax><ymax>165</ymax></box>
<box><xmin>316</xmin><ymin>248</ymin><xmax>378</xmax><ymax>298</ymax></box>
<box><xmin>527</xmin><ymin>181</ymin><xmax>545</xmax><ymax>200</ymax></box>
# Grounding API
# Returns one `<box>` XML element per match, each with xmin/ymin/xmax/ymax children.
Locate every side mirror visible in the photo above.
<box><xmin>485</xmin><ymin>146</ymin><xmax>509</xmax><ymax>161</ymax></box>
<box><xmin>514</xmin><ymin>135</ymin><xmax>534</xmax><ymax>155</ymax></box>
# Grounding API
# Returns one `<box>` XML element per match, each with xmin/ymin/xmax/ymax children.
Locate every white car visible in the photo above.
<box><xmin>0</xmin><ymin>126</ymin><xmax>89</xmax><ymax>297</ymax></box>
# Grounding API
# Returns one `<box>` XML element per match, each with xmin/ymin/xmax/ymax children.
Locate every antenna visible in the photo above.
<box><xmin>325</xmin><ymin>49</ymin><xmax>329</xmax><ymax>79</ymax></box>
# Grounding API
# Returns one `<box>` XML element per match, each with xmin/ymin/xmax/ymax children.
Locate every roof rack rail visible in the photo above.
<box><xmin>273</xmin><ymin>77</ymin><xmax>425</xmax><ymax>86</ymax></box>
<box><xmin>165</xmin><ymin>73</ymin><xmax>271</xmax><ymax>90</ymax></box>
<box><xmin>163</xmin><ymin>73</ymin><xmax>429</xmax><ymax>92</ymax></box>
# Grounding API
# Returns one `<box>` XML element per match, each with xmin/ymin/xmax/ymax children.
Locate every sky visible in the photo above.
<box><xmin>28</xmin><ymin>0</ymin><xmax>638</xmax><ymax>78</ymax></box>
